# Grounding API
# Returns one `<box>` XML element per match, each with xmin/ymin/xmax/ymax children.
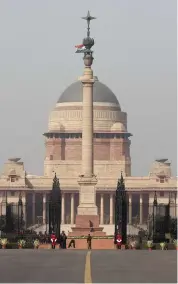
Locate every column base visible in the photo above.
<box><xmin>77</xmin><ymin>174</ymin><xmax>98</xmax><ymax>215</ymax></box>
<box><xmin>75</xmin><ymin>214</ymin><xmax>100</xmax><ymax>228</ymax></box>
<box><xmin>77</xmin><ymin>205</ymin><xmax>98</xmax><ymax>216</ymax></box>
<box><xmin>73</xmin><ymin>174</ymin><xmax>104</xmax><ymax>236</ymax></box>
<box><xmin>69</xmin><ymin>214</ymin><xmax>106</xmax><ymax>236</ymax></box>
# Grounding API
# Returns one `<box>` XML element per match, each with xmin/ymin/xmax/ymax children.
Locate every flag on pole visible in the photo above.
<box><xmin>75</xmin><ymin>44</ymin><xmax>86</xmax><ymax>53</ymax></box>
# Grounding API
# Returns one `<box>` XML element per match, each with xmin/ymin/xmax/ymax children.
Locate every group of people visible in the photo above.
<box><xmin>50</xmin><ymin>231</ymin><xmax>67</xmax><ymax>249</ymax></box>
<box><xmin>50</xmin><ymin>232</ymin><xmax>92</xmax><ymax>249</ymax></box>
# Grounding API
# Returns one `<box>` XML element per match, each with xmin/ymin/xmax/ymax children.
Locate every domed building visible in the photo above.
<box><xmin>43</xmin><ymin>77</ymin><xmax>132</xmax><ymax>179</ymax></box>
<box><xmin>0</xmin><ymin>75</ymin><xmax>176</xmax><ymax>235</ymax></box>
<box><xmin>0</xmin><ymin>13</ymin><xmax>176</xmax><ymax>244</ymax></box>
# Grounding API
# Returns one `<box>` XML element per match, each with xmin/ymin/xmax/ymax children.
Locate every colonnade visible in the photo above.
<box><xmin>31</xmin><ymin>192</ymin><xmax>76</xmax><ymax>226</ymax></box>
<box><xmin>31</xmin><ymin>192</ymin><xmax>144</xmax><ymax>226</ymax></box>
<box><xmin>2</xmin><ymin>191</ymin><xmax>176</xmax><ymax>227</ymax></box>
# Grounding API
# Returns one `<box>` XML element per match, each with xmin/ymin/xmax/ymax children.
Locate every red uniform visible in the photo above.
<box><xmin>116</xmin><ymin>234</ymin><xmax>122</xmax><ymax>247</ymax></box>
<box><xmin>50</xmin><ymin>233</ymin><xmax>57</xmax><ymax>249</ymax></box>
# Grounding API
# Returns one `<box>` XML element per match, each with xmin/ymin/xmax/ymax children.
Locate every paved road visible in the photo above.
<box><xmin>0</xmin><ymin>249</ymin><xmax>177</xmax><ymax>283</ymax></box>
<box><xmin>91</xmin><ymin>250</ymin><xmax>177</xmax><ymax>283</ymax></box>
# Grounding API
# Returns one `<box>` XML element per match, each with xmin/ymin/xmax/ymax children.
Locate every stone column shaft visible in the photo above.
<box><xmin>77</xmin><ymin>67</ymin><xmax>98</xmax><ymax>217</ymax></box>
<box><xmin>22</xmin><ymin>192</ymin><xmax>26</xmax><ymax>227</ymax></box>
<box><xmin>71</xmin><ymin>193</ymin><xmax>74</xmax><ymax>225</ymax></box>
<box><xmin>110</xmin><ymin>194</ymin><xmax>113</xmax><ymax>224</ymax></box>
<box><xmin>100</xmin><ymin>194</ymin><xmax>104</xmax><ymax>224</ymax></box>
<box><xmin>129</xmin><ymin>194</ymin><xmax>132</xmax><ymax>224</ymax></box>
<box><xmin>43</xmin><ymin>193</ymin><xmax>46</xmax><ymax>225</ymax></box>
<box><xmin>32</xmin><ymin>192</ymin><xmax>35</xmax><ymax>225</ymax></box>
<box><xmin>0</xmin><ymin>199</ymin><xmax>2</xmax><ymax>216</ymax></box>
<box><xmin>140</xmin><ymin>194</ymin><xmax>143</xmax><ymax>224</ymax></box>
<box><xmin>2</xmin><ymin>191</ymin><xmax>7</xmax><ymax>215</ymax></box>
<box><xmin>81</xmin><ymin>69</ymin><xmax>94</xmax><ymax>177</ymax></box>
<box><xmin>61</xmin><ymin>193</ymin><xmax>65</xmax><ymax>224</ymax></box>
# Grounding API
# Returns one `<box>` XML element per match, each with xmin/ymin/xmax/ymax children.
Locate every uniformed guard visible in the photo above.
<box><xmin>116</xmin><ymin>233</ymin><xmax>122</xmax><ymax>249</ymax></box>
<box><xmin>87</xmin><ymin>234</ymin><xmax>92</xmax><ymax>249</ymax></box>
<box><xmin>50</xmin><ymin>232</ymin><xmax>57</xmax><ymax>249</ymax></box>
<box><xmin>60</xmin><ymin>231</ymin><xmax>67</xmax><ymax>249</ymax></box>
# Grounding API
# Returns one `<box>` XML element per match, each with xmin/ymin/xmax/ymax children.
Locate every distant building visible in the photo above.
<box><xmin>0</xmin><ymin>78</ymin><xmax>177</xmax><ymax>235</ymax></box>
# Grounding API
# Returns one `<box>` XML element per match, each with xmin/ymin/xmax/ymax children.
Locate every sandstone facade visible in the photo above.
<box><xmin>0</xmin><ymin>79</ymin><xmax>177</xmax><ymax>235</ymax></box>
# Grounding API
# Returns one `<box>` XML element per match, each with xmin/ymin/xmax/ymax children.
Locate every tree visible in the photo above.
<box><xmin>169</xmin><ymin>218</ymin><xmax>177</xmax><ymax>239</ymax></box>
<box><xmin>0</xmin><ymin>213</ymin><xmax>25</xmax><ymax>233</ymax></box>
<box><xmin>5</xmin><ymin>204</ymin><xmax>14</xmax><ymax>233</ymax></box>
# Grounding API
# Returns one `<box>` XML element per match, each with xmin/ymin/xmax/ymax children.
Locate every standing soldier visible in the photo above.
<box><xmin>60</xmin><ymin>231</ymin><xmax>67</xmax><ymax>249</ymax></box>
<box><xmin>87</xmin><ymin>234</ymin><xmax>92</xmax><ymax>250</ymax></box>
<box><xmin>50</xmin><ymin>232</ymin><xmax>57</xmax><ymax>249</ymax></box>
<box><xmin>116</xmin><ymin>233</ymin><xmax>122</xmax><ymax>249</ymax></box>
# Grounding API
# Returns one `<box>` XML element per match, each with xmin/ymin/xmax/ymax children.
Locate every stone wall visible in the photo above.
<box><xmin>45</xmin><ymin>138</ymin><xmax>131</xmax><ymax>161</ymax></box>
<box><xmin>44</xmin><ymin>136</ymin><xmax>131</xmax><ymax>177</ymax></box>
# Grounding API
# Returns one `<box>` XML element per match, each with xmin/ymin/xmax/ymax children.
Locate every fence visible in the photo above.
<box><xmin>0</xmin><ymin>201</ymin><xmax>177</xmax><ymax>239</ymax></box>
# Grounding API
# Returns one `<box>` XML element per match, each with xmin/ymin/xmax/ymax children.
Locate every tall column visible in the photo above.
<box><xmin>0</xmin><ymin>196</ymin><xmax>2</xmax><ymax>216</ymax></box>
<box><xmin>61</xmin><ymin>193</ymin><xmax>65</xmax><ymax>224</ymax></box>
<box><xmin>82</xmin><ymin>77</ymin><xmax>94</xmax><ymax>176</ymax></box>
<box><xmin>110</xmin><ymin>194</ymin><xmax>113</xmax><ymax>224</ymax></box>
<box><xmin>169</xmin><ymin>193</ymin><xmax>176</xmax><ymax>218</ymax></box>
<box><xmin>129</xmin><ymin>194</ymin><xmax>132</xmax><ymax>224</ymax></box>
<box><xmin>175</xmin><ymin>194</ymin><xmax>177</xmax><ymax>218</ymax></box>
<box><xmin>139</xmin><ymin>194</ymin><xmax>143</xmax><ymax>225</ymax></box>
<box><xmin>22</xmin><ymin>192</ymin><xmax>26</xmax><ymax>228</ymax></box>
<box><xmin>32</xmin><ymin>192</ymin><xmax>35</xmax><ymax>225</ymax></box>
<box><xmin>71</xmin><ymin>193</ymin><xmax>74</xmax><ymax>225</ymax></box>
<box><xmin>100</xmin><ymin>194</ymin><xmax>104</xmax><ymax>224</ymax></box>
<box><xmin>77</xmin><ymin>56</ymin><xmax>98</xmax><ymax>216</ymax></box>
<box><xmin>81</xmin><ymin>60</ymin><xmax>95</xmax><ymax>177</ymax></box>
<box><xmin>2</xmin><ymin>191</ymin><xmax>7</xmax><ymax>215</ymax></box>
<box><xmin>43</xmin><ymin>193</ymin><xmax>46</xmax><ymax>225</ymax></box>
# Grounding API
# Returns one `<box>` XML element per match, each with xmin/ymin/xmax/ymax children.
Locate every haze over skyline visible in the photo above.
<box><xmin>0</xmin><ymin>0</ymin><xmax>176</xmax><ymax>177</ymax></box>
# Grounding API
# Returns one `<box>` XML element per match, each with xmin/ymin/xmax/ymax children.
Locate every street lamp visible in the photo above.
<box><xmin>152</xmin><ymin>191</ymin><xmax>157</xmax><ymax>242</ymax></box>
<box><xmin>17</xmin><ymin>193</ymin><xmax>23</xmax><ymax>235</ymax></box>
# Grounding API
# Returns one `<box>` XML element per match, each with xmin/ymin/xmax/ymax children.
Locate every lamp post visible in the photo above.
<box><xmin>17</xmin><ymin>193</ymin><xmax>23</xmax><ymax>235</ymax></box>
<box><xmin>152</xmin><ymin>191</ymin><xmax>157</xmax><ymax>242</ymax></box>
<box><xmin>114</xmin><ymin>172</ymin><xmax>127</xmax><ymax>245</ymax></box>
<box><xmin>49</xmin><ymin>173</ymin><xmax>61</xmax><ymax>238</ymax></box>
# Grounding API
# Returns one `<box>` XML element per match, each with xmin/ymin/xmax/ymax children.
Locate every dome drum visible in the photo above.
<box><xmin>44</xmin><ymin>78</ymin><xmax>132</xmax><ymax>176</ymax></box>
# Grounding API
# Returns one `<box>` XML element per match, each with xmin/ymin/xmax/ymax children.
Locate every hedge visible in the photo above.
<box><xmin>67</xmin><ymin>236</ymin><xmax>114</xmax><ymax>239</ymax></box>
<box><xmin>0</xmin><ymin>242</ymin><xmax>34</xmax><ymax>249</ymax></box>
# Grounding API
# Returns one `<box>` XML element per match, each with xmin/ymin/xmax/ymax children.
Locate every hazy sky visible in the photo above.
<box><xmin>0</xmin><ymin>0</ymin><xmax>176</xmax><ymax>177</ymax></box>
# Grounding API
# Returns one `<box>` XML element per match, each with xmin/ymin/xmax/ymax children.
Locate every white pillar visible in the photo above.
<box><xmin>61</xmin><ymin>193</ymin><xmax>65</xmax><ymax>224</ymax></box>
<box><xmin>0</xmin><ymin>195</ymin><xmax>2</xmax><ymax>216</ymax></box>
<box><xmin>71</xmin><ymin>193</ymin><xmax>74</xmax><ymax>225</ymax></box>
<box><xmin>43</xmin><ymin>193</ymin><xmax>46</xmax><ymax>225</ymax></box>
<box><xmin>100</xmin><ymin>194</ymin><xmax>104</xmax><ymax>224</ymax></box>
<box><xmin>32</xmin><ymin>192</ymin><xmax>35</xmax><ymax>225</ymax></box>
<box><xmin>129</xmin><ymin>194</ymin><xmax>132</xmax><ymax>224</ymax></box>
<box><xmin>81</xmin><ymin>67</ymin><xmax>94</xmax><ymax>177</ymax></box>
<box><xmin>77</xmin><ymin>55</ymin><xmax>98</xmax><ymax>217</ymax></box>
<box><xmin>22</xmin><ymin>192</ymin><xmax>26</xmax><ymax>227</ymax></box>
<box><xmin>2</xmin><ymin>192</ymin><xmax>7</xmax><ymax>215</ymax></box>
<box><xmin>110</xmin><ymin>194</ymin><xmax>113</xmax><ymax>224</ymax></box>
<box><xmin>140</xmin><ymin>194</ymin><xmax>143</xmax><ymax>224</ymax></box>
<box><xmin>169</xmin><ymin>193</ymin><xmax>176</xmax><ymax>218</ymax></box>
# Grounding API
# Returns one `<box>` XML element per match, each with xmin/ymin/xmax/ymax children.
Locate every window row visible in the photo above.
<box><xmin>44</xmin><ymin>132</ymin><xmax>131</xmax><ymax>139</ymax></box>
